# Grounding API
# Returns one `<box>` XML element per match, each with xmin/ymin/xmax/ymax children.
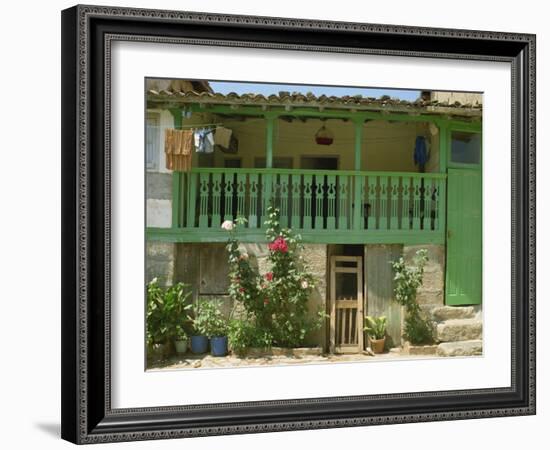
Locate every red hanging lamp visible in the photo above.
<box><xmin>314</xmin><ymin>124</ymin><xmax>334</xmax><ymax>145</ymax></box>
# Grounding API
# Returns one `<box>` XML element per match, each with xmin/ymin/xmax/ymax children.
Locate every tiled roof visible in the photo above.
<box><xmin>147</xmin><ymin>90</ymin><xmax>482</xmax><ymax>117</ymax></box>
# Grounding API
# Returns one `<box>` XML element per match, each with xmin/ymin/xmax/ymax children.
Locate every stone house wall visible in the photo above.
<box><xmin>171</xmin><ymin>242</ymin><xmax>328</xmax><ymax>349</ymax></box>
<box><xmin>146</xmin><ymin>241</ymin><xmax>175</xmax><ymax>287</ymax></box>
<box><xmin>146</xmin><ymin>242</ymin><xmax>446</xmax><ymax>351</ymax></box>
<box><xmin>403</xmin><ymin>244</ymin><xmax>446</xmax><ymax>307</ymax></box>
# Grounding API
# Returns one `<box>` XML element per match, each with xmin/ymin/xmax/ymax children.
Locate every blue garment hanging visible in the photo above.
<box><xmin>414</xmin><ymin>136</ymin><xmax>429</xmax><ymax>168</ymax></box>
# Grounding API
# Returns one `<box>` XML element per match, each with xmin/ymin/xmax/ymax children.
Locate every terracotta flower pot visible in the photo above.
<box><xmin>369</xmin><ymin>337</ymin><xmax>386</xmax><ymax>354</ymax></box>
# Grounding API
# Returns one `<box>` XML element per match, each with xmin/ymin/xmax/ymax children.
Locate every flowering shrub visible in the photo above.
<box><xmin>268</xmin><ymin>236</ymin><xmax>288</xmax><ymax>253</ymax></box>
<box><xmin>391</xmin><ymin>249</ymin><xmax>434</xmax><ymax>344</ymax></box>
<box><xmin>223</xmin><ymin>207</ymin><xmax>325</xmax><ymax>351</ymax></box>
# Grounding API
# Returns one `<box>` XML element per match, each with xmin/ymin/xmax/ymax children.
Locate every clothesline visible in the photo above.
<box><xmin>146</xmin><ymin>123</ymin><xmax>224</xmax><ymax>130</ymax></box>
<box><xmin>179</xmin><ymin>123</ymin><xmax>223</xmax><ymax>129</ymax></box>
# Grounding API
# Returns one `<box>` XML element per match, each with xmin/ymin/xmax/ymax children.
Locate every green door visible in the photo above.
<box><xmin>445</xmin><ymin>168</ymin><xmax>482</xmax><ymax>305</ymax></box>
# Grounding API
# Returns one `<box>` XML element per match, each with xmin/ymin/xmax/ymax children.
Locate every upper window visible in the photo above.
<box><xmin>450</xmin><ymin>131</ymin><xmax>481</xmax><ymax>165</ymax></box>
<box><xmin>146</xmin><ymin>113</ymin><xmax>160</xmax><ymax>170</ymax></box>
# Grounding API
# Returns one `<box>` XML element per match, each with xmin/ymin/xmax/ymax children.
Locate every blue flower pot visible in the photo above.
<box><xmin>210</xmin><ymin>336</ymin><xmax>228</xmax><ymax>357</ymax></box>
<box><xmin>190</xmin><ymin>335</ymin><xmax>208</xmax><ymax>354</ymax></box>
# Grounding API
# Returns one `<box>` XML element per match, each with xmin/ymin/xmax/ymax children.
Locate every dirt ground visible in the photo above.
<box><xmin>147</xmin><ymin>348</ymin><xmax>440</xmax><ymax>371</ymax></box>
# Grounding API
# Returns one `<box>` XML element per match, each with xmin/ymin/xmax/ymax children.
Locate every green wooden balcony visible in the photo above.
<box><xmin>148</xmin><ymin>168</ymin><xmax>447</xmax><ymax>244</ymax></box>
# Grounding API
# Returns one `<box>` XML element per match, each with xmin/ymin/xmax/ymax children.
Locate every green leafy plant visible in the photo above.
<box><xmin>222</xmin><ymin>207</ymin><xmax>326</xmax><ymax>349</ymax></box>
<box><xmin>191</xmin><ymin>300</ymin><xmax>228</xmax><ymax>337</ymax></box>
<box><xmin>174</xmin><ymin>332</ymin><xmax>188</xmax><ymax>342</ymax></box>
<box><xmin>364</xmin><ymin>316</ymin><xmax>387</xmax><ymax>340</ymax></box>
<box><xmin>227</xmin><ymin>318</ymin><xmax>273</xmax><ymax>356</ymax></box>
<box><xmin>146</xmin><ymin>278</ymin><xmax>193</xmax><ymax>347</ymax></box>
<box><xmin>391</xmin><ymin>249</ymin><xmax>435</xmax><ymax>344</ymax></box>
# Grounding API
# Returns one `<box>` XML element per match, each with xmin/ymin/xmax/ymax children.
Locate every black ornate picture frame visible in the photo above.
<box><xmin>61</xmin><ymin>4</ymin><xmax>536</xmax><ymax>444</ymax></box>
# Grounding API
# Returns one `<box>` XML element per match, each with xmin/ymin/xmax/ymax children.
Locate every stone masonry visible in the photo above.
<box><xmin>403</xmin><ymin>244</ymin><xmax>445</xmax><ymax>306</ymax></box>
<box><xmin>146</xmin><ymin>241</ymin><xmax>175</xmax><ymax>287</ymax></box>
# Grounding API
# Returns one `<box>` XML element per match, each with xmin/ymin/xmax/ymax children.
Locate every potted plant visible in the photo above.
<box><xmin>173</xmin><ymin>327</ymin><xmax>189</xmax><ymax>354</ymax></box>
<box><xmin>189</xmin><ymin>302</ymin><xmax>210</xmax><ymax>354</ymax></box>
<box><xmin>364</xmin><ymin>315</ymin><xmax>387</xmax><ymax>354</ymax></box>
<box><xmin>204</xmin><ymin>300</ymin><xmax>229</xmax><ymax>357</ymax></box>
<box><xmin>146</xmin><ymin>278</ymin><xmax>193</xmax><ymax>360</ymax></box>
<box><xmin>191</xmin><ymin>300</ymin><xmax>229</xmax><ymax>356</ymax></box>
<box><xmin>146</xmin><ymin>279</ymin><xmax>169</xmax><ymax>359</ymax></box>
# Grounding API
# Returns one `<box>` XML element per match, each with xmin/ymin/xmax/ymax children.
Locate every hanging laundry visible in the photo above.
<box><xmin>214</xmin><ymin>126</ymin><xmax>233</xmax><ymax>148</ymax></box>
<box><xmin>193</xmin><ymin>128</ymin><xmax>215</xmax><ymax>154</ymax></box>
<box><xmin>204</xmin><ymin>130</ymin><xmax>215</xmax><ymax>153</ymax></box>
<box><xmin>413</xmin><ymin>135</ymin><xmax>429</xmax><ymax>171</ymax></box>
<box><xmin>217</xmin><ymin>134</ymin><xmax>238</xmax><ymax>154</ymax></box>
<box><xmin>164</xmin><ymin>128</ymin><xmax>193</xmax><ymax>171</ymax></box>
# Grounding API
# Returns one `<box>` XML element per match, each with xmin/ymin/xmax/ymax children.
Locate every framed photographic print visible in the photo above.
<box><xmin>61</xmin><ymin>4</ymin><xmax>536</xmax><ymax>444</ymax></box>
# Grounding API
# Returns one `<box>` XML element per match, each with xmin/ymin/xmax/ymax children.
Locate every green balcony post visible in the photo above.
<box><xmin>263</xmin><ymin>114</ymin><xmax>276</xmax><ymax>224</ymax></box>
<box><xmin>353</xmin><ymin>118</ymin><xmax>364</xmax><ymax>230</ymax></box>
<box><xmin>438</xmin><ymin>121</ymin><xmax>448</xmax><ymax>233</ymax></box>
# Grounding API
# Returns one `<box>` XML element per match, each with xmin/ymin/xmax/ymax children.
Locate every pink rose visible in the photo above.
<box><xmin>268</xmin><ymin>236</ymin><xmax>288</xmax><ymax>253</ymax></box>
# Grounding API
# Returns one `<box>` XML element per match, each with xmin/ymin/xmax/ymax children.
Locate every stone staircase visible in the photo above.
<box><xmin>429</xmin><ymin>305</ymin><xmax>483</xmax><ymax>357</ymax></box>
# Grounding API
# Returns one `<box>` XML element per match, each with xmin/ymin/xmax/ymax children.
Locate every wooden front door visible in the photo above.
<box><xmin>445</xmin><ymin>168</ymin><xmax>482</xmax><ymax>305</ymax></box>
<box><xmin>329</xmin><ymin>256</ymin><xmax>364</xmax><ymax>353</ymax></box>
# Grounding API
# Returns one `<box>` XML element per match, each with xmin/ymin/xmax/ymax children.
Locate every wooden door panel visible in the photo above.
<box><xmin>446</xmin><ymin>169</ymin><xmax>482</xmax><ymax>305</ymax></box>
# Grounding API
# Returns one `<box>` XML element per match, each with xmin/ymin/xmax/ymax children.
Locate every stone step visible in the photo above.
<box><xmin>437</xmin><ymin>340</ymin><xmax>483</xmax><ymax>357</ymax></box>
<box><xmin>431</xmin><ymin>305</ymin><xmax>476</xmax><ymax>321</ymax></box>
<box><xmin>436</xmin><ymin>318</ymin><xmax>482</xmax><ymax>342</ymax></box>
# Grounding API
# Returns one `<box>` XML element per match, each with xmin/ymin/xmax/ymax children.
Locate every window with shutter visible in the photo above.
<box><xmin>146</xmin><ymin>113</ymin><xmax>160</xmax><ymax>170</ymax></box>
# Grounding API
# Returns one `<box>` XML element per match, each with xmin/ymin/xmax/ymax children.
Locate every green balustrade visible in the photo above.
<box><xmin>153</xmin><ymin>168</ymin><xmax>446</xmax><ymax>243</ymax></box>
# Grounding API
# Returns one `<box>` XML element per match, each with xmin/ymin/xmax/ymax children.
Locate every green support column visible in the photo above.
<box><xmin>169</xmin><ymin>109</ymin><xmax>183</xmax><ymax>229</ymax></box>
<box><xmin>265</xmin><ymin>115</ymin><xmax>275</xmax><ymax>168</ymax></box>
<box><xmin>438</xmin><ymin>121</ymin><xmax>448</xmax><ymax>234</ymax></box>
<box><xmin>353</xmin><ymin>118</ymin><xmax>364</xmax><ymax>230</ymax></box>
<box><xmin>438</xmin><ymin>120</ymin><xmax>448</xmax><ymax>173</ymax></box>
<box><xmin>263</xmin><ymin>114</ymin><xmax>276</xmax><ymax>222</ymax></box>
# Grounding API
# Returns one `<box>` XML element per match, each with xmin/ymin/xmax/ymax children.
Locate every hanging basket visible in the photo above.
<box><xmin>314</xmin><ymin>125</ymin><xmax>334</xmax><ymax>145</ymax></box>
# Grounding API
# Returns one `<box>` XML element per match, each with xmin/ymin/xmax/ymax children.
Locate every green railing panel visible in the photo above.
<box><xmin>248</xmin><ymin>173</ymin><xmax>259</xmax><ymax>228</ymax></box>
<box><xmin>337</xmin><ymin>175</ymin><xmax>349</xmax><ymax>230</ymax></box>
<box><xmin>314</xmin><ymin>175</ymin><xmax>324</xmax><ymax>229</ymax></box>
<box><xmin>211</xmin><ymin>172</ymin><xmax>222</xmax><ymax>228</ymax></box>
<box><xmin>401</xmin><ymin>176</ymin><xmax>412</xmax><ymax>230</ymax></box>
<box><xmin>186</xmin><ymin>172</ymin><xmax>197</xmax><ymax>228</ymax></box>
<box><xmin>379</xmin><ymin>176</ymin><xmax>389</xmax><ymax>230</ymax></box>
<box><xmin>279</xmin><ymin>174</ymin><xmax>290</xmax><ymax>228</ymax></box>
<box><xmin>223</xmin><ymin>173</ymin><xmax>233</xmax><ymax>222</ymax></box>
<box><xmin>291</xmin><ymin>175</ymin><xmax>301</xmax><ymax>229</ymax></box>
<box><xmin>199</xmin><ymin>172</ymin><xmax>210</xmax><ymax>228</ymax></box>
<box><xmin>367</xmin><ymin>176</ymin><xmax>377</xmax><ymax>230</ymax></box>
<box><xmin>169</xmin><ymin>168</ymin><xmax>446</xmax><ymax>237</ymax></box>
<box><xmin>327</xmin><ymin>174</ymin><xmax>336</xmax><ymax>230</ymax></box>
<box><xmin>260</xmin><ymin>173</ymin><xmax>271</xmax><ymax>227</ymax></box>
<box><xmin>412</xmin><ymin>178</ymin><xmax>422</xmax><ymax>230</ymax></box>
<box><xmin>389</xmin><ymin>176</ymin><xmax>399</xmax><ymax>230</ymax></box>
<box><xmin>236</xmin><ymin>173</ymin><xmax>246</xmax><ymax>220</ymax></box>
<box><xmin>303</xmin><ymin>174</ymin><xmax>313</xmax><ymax>230</ymax></box>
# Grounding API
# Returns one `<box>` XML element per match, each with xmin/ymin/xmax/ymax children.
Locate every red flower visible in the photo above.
<box><xmin>265</xmin><ymin>272</ymin><xmax>273</xmax><ymax>281</ymax></box>
<box><xmin>268</xmin><ymin>236</ymin><xmax>288</xmax><ymax>253</ymax></box>
<box><xmin>239</xmin><ymin>287</ymin><xmax>245</xmax><ymax>293</ymax></box>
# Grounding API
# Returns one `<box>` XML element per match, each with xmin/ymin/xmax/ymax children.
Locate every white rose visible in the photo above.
<box><xmin>221</xmin><ymin>220</ymin><xmax>234</xmax><ymax>231</ymax></box>
<box><xmin>301</xmin><ymin>280</ymin><xmax>309</xmax><ymax>289</ymax></box>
